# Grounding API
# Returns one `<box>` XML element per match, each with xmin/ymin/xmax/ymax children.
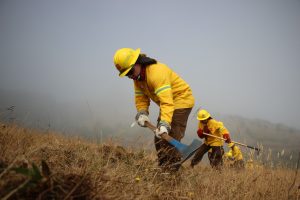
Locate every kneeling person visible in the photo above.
<box><xmin>225</xmin><ymin>142</ymin><xmax>245</xmax><ymax>169</ymax></box>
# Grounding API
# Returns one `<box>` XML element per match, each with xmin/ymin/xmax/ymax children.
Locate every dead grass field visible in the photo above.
<box><xmin>0</xmin><ymin>123</ymin><xmax>299</xmax><ymax>200</ymax></box>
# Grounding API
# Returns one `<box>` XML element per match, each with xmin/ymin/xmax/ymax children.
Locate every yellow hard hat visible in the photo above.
<box><xmin>226</xmin><ymin>151</ymin><xmax>233</xmax><ymax>158</ymax></box>
<box><xmin>197</xmin><ymin>109</ymin><xmax>211</xmax><ymax>120</ymax></box>
<box><xmin>113</xmin><ymin>48</ymin><xmax>140</xmax><ymax>77</ymax></box>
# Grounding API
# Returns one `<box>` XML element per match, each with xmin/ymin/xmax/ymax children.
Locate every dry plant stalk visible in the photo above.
<box><xmin>0</xmin><ymin>122</ymin><xmax>298</xmax><ymax>200</ymax></box>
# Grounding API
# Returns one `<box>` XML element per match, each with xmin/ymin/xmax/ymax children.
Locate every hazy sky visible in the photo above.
<box><xmin>1</xmin><ymin>0</ymin><xmax>300</xmax><ymax>129</ymax></box>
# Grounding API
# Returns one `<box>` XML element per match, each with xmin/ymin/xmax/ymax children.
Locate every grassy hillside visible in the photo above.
<box><xmin>1</xmin><ymin>89</ymin><xmax>299</xmax><ymax>163</ymax></box>
<box><xmin>0</xmin><ymin>123</ymin><xmax>299</xmax><ymax>200</ymax></box>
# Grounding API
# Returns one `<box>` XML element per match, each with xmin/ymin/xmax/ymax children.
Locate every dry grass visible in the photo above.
<box><xmin>0</xmin><ymin>123</ymin><xmax>299</xmax><ymax>200</ymax></box>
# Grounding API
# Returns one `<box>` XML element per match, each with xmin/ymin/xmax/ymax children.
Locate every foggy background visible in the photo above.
<box><xmin>1</xmin><ymin>0</ymin><xmax>300</xmax><ymax>155</ymax></box>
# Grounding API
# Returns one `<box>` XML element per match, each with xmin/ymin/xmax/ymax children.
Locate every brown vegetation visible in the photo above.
<box><xmin>0</xmin><ymin>123</ymin><xmax>299</xmax><ymax>199</ymax></box>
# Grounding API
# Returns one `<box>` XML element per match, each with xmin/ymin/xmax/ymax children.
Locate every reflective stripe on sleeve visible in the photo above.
<box><xmin>135</xmin><ymin>90</ymin><xmax>144</xmax><ymax>96</ymax></box>
<box><xmin>154</xmin><ymin>85</ymin><xmax>171</xmax><ymax>96</ymax></box>
<box><xmin>219</xmin><ymin>127</ymin><xmax>226</xmax><ymax>132</ymax></box>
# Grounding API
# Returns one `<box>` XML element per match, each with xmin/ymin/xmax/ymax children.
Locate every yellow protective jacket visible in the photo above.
<box><xmin>134</xmin><ymin>62</ymin><xmax>194</xmax><ymax>124</ymax></box>
<box><xmin>198</xmin><ymin>119</ymin><xmax>229</xmax><ymax>146</ymax></box>
<box><xmin>226</xmin><ymin>146</ymin><xmax>243</xmax><ymax>161</ymax></box>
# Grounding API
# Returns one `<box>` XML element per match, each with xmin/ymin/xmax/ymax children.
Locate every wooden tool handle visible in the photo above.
<box><xmin>203</xmin><ymin>133</ymin><xmax>260</xmax><ymax>152</ymax></box>
<box><xmin>144</xmin><ymin>121</ymin><xmax>173</xmax><ymax>142</ymax></box>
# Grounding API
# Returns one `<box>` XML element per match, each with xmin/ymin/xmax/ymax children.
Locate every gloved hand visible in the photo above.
<box><xmin>155</xmin><ymin>121</ymin><xmax>171</xmax><ymax>138</ymax></box>
<box><xmin>197</xmin><ymin>128</ymin><xmax>205</xmax><ymax>139</ymax></box>
<box><xmin>135</xmin><ymin>110</ymin><xmax>149</xmax><ymax>127</ymax></box>
<box><xmin>223</xmin><ymin>134</ymin><xmax>231</xmax><ymax>143</ymax></box>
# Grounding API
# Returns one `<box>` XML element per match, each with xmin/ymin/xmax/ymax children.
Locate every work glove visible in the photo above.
<box><xmin>223</xmin><ymin>134</ymin><xmax>231</xmax><ymax>143</ymax></box>
<box><xmin>135</xmin><ymin>110</ymin><xmax>149</xmax><ymax>127</ymax></box>
<box><xmin>155</xmin><ymin>121</ymin><xmax>171</xmax><ymax>138</ymax></box>
<box><xmin>197</xmin><ymin>128</ymin><xmax>205</xmax><ymax>139</ymax></box>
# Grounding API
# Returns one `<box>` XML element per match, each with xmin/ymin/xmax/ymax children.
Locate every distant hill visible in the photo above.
<box><xmin>0</xmin><ymin>89</ymin><xmax>92</xmax><ymax>133</ymax></box>
<box><xmin>220</xmin><ymin>115</ymin><xmax>300</xmax><ymax>151</ymax></box>
<box><xmin>1</xmin><ymin>89</ymin><xmax>299</xmax><ymax>163</ymax></box>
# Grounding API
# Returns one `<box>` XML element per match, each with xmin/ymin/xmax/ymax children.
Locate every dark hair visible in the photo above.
<box><xmin>135</xmin><ymin>54</ymin><xmax>157</xmax><ymax>67</ymax></box>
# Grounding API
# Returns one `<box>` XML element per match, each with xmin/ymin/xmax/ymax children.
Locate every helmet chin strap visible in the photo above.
<box><xmin>132</xmin><ymin>67</ymin><xmax>145</xmax><ymax>81</ymax></box>
<box><xmin>131</xmin><ymin>74</ymin><xmax>140</xmax><ymax>81</ymax></box>
<box><xmin>138</xmin><ymin>67</ymin><xmax>146</xmax><ymax>81</ymax></box>
<box><xmin>136</xmin><ymin>75</ymin><xmax>142</xmax><ymax>81</ymax></box>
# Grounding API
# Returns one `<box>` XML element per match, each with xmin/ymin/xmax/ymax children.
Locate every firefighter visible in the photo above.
<box><xmin>225</xmin><ymin>142</ymin><xmax>245</xmax><ymax>169</ymax></box>
<box><xmin>191</xmin><ymin>109</ymin><xmax>231</xmax><ymax>169</ymax></box>
<box><xmin>113</xmin><ymin>48</ymin><xmax>195</xmax><ymax>171</ymax></box>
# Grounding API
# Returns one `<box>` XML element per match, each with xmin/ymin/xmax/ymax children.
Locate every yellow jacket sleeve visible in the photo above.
<box><xmin>150</xmin><ymin>70</ymin><xmax>174</xmax><ymax>124</ymax></box>
<box><xmin>205</xmin><ymin>119</ymin><xmax>230</xmax><ymax>146</ymax></box>
<box><xmin>134</xmin><ymin>81</ymin><xmax>150</xmax><ymax>112</ymax></box>
<box><xmin>217</xmin><ymin>122</ymin><xmax>230</xmax><ymax>136</ymax></box>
